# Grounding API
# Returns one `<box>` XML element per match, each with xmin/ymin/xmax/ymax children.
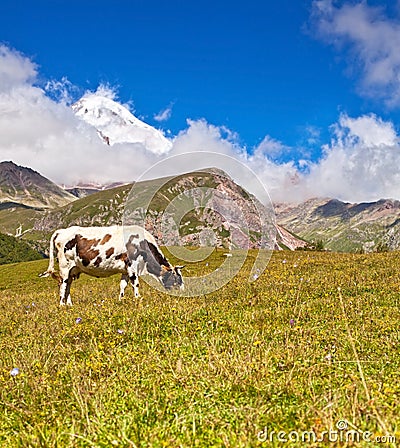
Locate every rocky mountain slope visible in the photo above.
<box><xmin>122</xmin><ymin>169</ymin><xmax>278</xmax><ymax>249</ymax></box>
<box><xmin>4</xmin><ymin>161</ymin><xmax>399</xmax><ymax>253</ymax></box>
<box><xmin>0</xmin><ymin>161</ymin><xmax>75</xmax><ymax>208</ymax></box>
<box><xmin>275</xmin><ymin>197</ymin><xmax>400</xmax><ymax>252</ymax></box>
<box><xmin>0</xmin><ymin>165</ymin><xmax>307</xmax><ymax>252</ymax></box>
<box><xmin>72</xmin><ymin>94</ymin><xmax>172</xmax><ymax>154</ymax></box>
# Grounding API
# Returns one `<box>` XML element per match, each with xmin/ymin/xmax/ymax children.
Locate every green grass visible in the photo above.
<box><xmin>0</xmin><ymin>251</ymin><xmax>399</xmax><ymax>447</ymax></box>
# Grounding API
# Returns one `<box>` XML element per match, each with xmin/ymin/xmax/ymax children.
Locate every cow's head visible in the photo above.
<box><xmin>160</xmin><ymin>265</ymin><xmax>184</xmax><ymax>291</ymax></box>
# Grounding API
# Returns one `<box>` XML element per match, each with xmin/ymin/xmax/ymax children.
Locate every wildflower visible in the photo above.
<box><xmin>253</xmin><ymin>340</ymin><xmax>262</xmax><ymax>347</ymax></box>
<box><xmin>117</xmin><ymin>329</ymin><xmax>124</xmax><ymax>334</ymax></box>
<box><xmin>253</xmin><ymin>274</ymin><xmax>259</xmax><ymax>280</ymax></box>
<box><xmin>289</xmin><ymin>319</ymin><xmax>295</xmax><ymax>326</ymax></box>
<box><xmin>282</xmin><ymin>259</ymin><xmax>287</xmax><ymax>264</ymax></box>
<box><xmin>10</xmin><ymin>367</ymin><xmax>20</xmax><ymax>377</ymax></box>
<box><xmin>75</xmin><ymin>317</ymin><xmax>82</xmax><ymax>324</ymax></box>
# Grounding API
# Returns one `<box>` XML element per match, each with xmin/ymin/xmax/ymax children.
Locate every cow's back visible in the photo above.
<box><xmin>58</xmin><ymin>226</ymin><xmax>128</xmax><ymax>276</ymax></box>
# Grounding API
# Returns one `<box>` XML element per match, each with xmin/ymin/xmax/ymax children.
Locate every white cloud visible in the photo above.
<box><xmin>306</xmin><ymin>113</ymin><xmax>400</xmax><ymax>202</ymax></box>
<box><xmin>312</xmin><ymin>0</ymin><xmax>400</xmax><ymax>105</ymax></box>
<box><xmin>44</xmin><ymin>77</ymin><xmax>80</xmax><ymax>105</ymax></box>
<box><xmin>0</xmin><ymin>45</ymin><xmax>37</xmax><ymax>91</ymax></box>
<box><xmin>2</xmin><ymin>44</ymin><xmax>400</xmax><ymax>204</ymax></box>
<box><xmin>334</xmin><ymin>113</ymin><xmax>398</xmax><ymax>147</ymax></box>
<box><xmin>305</xmin><ymin>125</ymin><xmax>321</xmax><ymax>146</ymax></box>
<box><xmin>92</xmin><ymin>84</ymin><xmax>118</xmax><ymax>101</ymax></box>
<box><xmin>0</xmin><ymin>48</ymin><xmax>135</xmax><ymax>184</ymax></box>
<box><xmin>154</xmin><ymin>104</ymin><xmax>173</xmax><ymax>122</ymax></box>
<box><xmin>255</xmin><ymin>135</ymin><xmax>288</xmax><ymax>159</ymax></box>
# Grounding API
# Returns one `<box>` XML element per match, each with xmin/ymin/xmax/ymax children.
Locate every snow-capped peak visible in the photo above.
<box><xmin>72</xmin><ymin>94</ymin><xmax>172</xmax><ymax>154</ymax></box>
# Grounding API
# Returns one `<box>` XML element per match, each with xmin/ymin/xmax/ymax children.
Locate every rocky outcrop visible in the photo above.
<box><xmin>275</xmin><ymin>197</ymin><xmax>400</xmax><ymax>252</ymax></box>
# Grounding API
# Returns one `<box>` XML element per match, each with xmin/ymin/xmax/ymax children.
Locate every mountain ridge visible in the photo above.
<box><xmin>5</xmin><ymin>161</ymin><xmax>399</xmax><ymax>253</ymax></box>
<box><xmin>0</xmin><ymin>161</ymin><xmax>75</xmax><ymax>209</ymax></box>
<box><xmin>0</xmin><ymin>162</ymin><xmax>307</xmax><ymax>252</ymax></box>
<box><xmin>275</xmin><ymin>197</ymin><xmax>400</xmax><ymax>252</ymax></box>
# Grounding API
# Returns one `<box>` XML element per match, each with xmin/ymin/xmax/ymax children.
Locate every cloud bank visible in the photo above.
<box><xmin>312</xmin><ymin>0</ymin><xmax>400</xmax><ymax>106</ymax></box>
<box><xmin>1</xmin><ymin>43</ymin><xmax>400</xmax><ymax>204</ymax></box>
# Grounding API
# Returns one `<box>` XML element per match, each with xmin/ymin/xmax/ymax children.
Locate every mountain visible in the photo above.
<box><xmin>275</xmin><ymin>197</ymin><xmax>400</xmax><ymax>252</ymax></box>
<box><xmin>72</xmin><ymin>94</ymin><xmax>172</xmax><ymax>154</ymax></box>
<box><xmin>66</xmin><ymin>186</ymin><xmax>101</xmax><ymax>198</ymax></box>
<box><xmin>0</xmin><ymin>166</ymin><xmax>306</xmax><ymax>252</ymax></box>
<box><xmin>2</xmin><ymin>160</ymin><xmax>400</xmax><ymax>253</ymax></box>
<box><xmin>0</xmin><ymin>161</ymin><xmax>75</xmax><ymax>209</ymax></box>
<box><xmin>122</xmin><ymin>168</ymin><xmax>278</xmax><ymax>249</ymax></box>
<box><xmin>66</xmin><ymin>181</ymin><xmax>128</xmax><ymax>199</ymax></box>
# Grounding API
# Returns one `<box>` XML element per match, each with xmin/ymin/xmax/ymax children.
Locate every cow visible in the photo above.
<box><xmin>39</xmin><ymin>225</ymin><xmax>184</xmax><ymax>306</ymax></box>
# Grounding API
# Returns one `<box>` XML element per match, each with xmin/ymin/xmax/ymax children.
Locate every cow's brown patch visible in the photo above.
<box><xmin>76</xmin><ymin>236</ymin><xmax>100</xmax><ymax>267</ymax></box>
<box><xmin>94</xmin><ymin>256</ymin><xmax>102</xmax><ymax>267</ymax></box>
<box><xmin>105</xmin><ymin>247</ymin><xmax>114</xmax><ymax>259</ymax></box>
<box><xmin>115</xmin><ymin>252</ymin><xmax>127</xmax><ymax>261</ymax></box>
<box><xmin>116</xmin><ymin>252</ymin><xmax>130</xmax><ymax>266</ymax></box>
<box><xmin>64</xmin><ymin>235</ymin><xmax>78</xmax><ymax>252</ymax></box>
<box><xmin>100</xmin><ymin>234</ymin><xmax>112</xmax><ymax>245</ymax></box>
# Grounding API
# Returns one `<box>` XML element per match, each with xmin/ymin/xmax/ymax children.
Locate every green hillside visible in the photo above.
<box><xmin>0</xmin><ymin>233</ymin><xmax>44</xmax><ymax>265</ymax></box>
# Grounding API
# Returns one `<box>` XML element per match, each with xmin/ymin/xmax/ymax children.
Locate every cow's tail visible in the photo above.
<box><xmin>39</xmin><ymin>231</ymin><xmax>61</xmax><ymax>282</ymax></box>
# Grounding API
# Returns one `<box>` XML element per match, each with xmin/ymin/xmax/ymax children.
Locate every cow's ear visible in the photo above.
<box><xmin>175</xmin><ymin>265</ymin><xmax>185</xmax><ymax>271</ymax></box>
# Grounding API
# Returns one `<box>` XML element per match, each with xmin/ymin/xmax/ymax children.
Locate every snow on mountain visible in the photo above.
<box><xmin>72</xmin><ymin>94</ymin><xmax>172</xmax><ymax>154</ymax></box>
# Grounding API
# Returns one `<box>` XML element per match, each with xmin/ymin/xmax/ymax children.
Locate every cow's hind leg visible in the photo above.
<box><xmin>119</xmin><ymin>274</ymin><xmax>129</xmax><ymax>300</ymax></box>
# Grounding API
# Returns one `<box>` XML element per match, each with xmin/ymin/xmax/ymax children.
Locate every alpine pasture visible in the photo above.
<box><xmin>0</xmin><ymin>249</ymin><xmax>399</xmax><ymax>447</ymax></box>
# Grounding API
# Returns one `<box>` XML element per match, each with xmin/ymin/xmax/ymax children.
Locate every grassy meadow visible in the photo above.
<box><xmin>0</xmin><ymin>250</ymin><xmax>399</xmax><ymax>447</ymax></box>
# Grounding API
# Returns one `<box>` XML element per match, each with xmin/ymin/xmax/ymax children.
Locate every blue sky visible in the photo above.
<box><xmin>0</xmin><ymin>1</ymin><xmax>374</xmax><ymax>147</ymax></box>
<box><xmin>1</xmin><ymin>0</ymin><xmax>400</xmax><ymax>202</ymax></box>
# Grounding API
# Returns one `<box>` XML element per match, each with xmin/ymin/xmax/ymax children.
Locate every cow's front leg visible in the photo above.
<box><xmin>59</xmin><ymin>279</ymin><xmax>68</xmax><ymax>306</ymax></box>
<box><xmin>59</xmin><ymin>268</ymin><xmax>74</xmax><ymax>306</ymax></box>
<box><xmin>66</xmin><ymin>293</ymin><xmax>73</xmax><ymax>306</ymax></box>
<box><xmin>59</xmin><ymin>276</ymin><xmax>73</xmax><ymax>306</ymax></box>
<box><xmin>130</xmin><ymin>273</ymin><xmax>140</xmax><ymax>298</ymax></box>
<box><xmin>119</xmin><ymin>274</ymin><xmax>129</xmax><ymax>300</ymax></box>
<box><xmin>127</xmin><ymin>266</ymin><xmax>140</xmax><ymax>298</ymax></box>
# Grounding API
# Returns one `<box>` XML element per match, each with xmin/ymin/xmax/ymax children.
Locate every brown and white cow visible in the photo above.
<box><xmin>39</xmin><ymin>225</ymin><xmax>184</xmax><ymax>305</ymax></box>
